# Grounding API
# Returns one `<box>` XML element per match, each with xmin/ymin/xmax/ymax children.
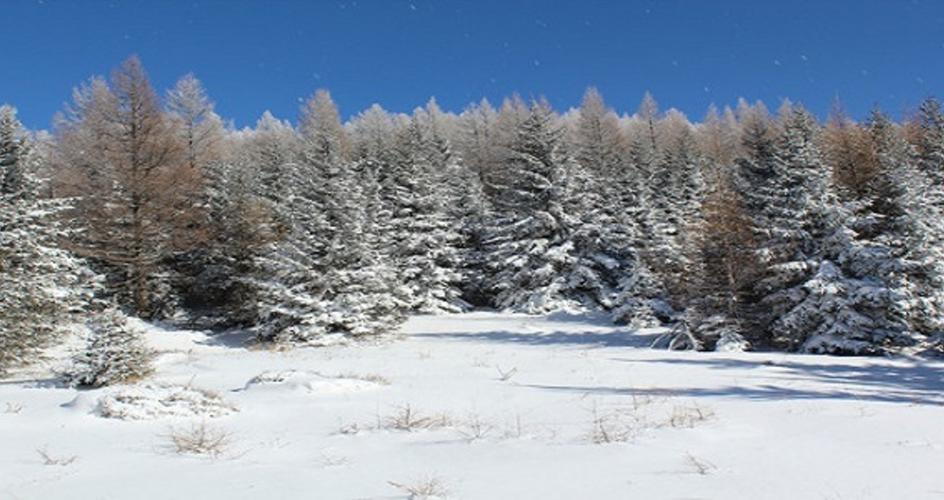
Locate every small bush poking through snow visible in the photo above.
<box><xmin>36</xmin><ymin>447</ymin><xmax>78</xmax><ymax>466</ymax></box>
<box><xmin>666</xmin><ymin>403</ymin><xmax>715</xmax><ymax>429</ymax></box>
<box><xmin>64</xmin><ymin>308</ymin><xmax>154</xmax><ymax>388</ymax></box>
<box><xmin>243</xmin><ymin>370</ymin><xmax>385</xmax><ymax>394</ymax></box>
<box><xmin>586</xmin><ymin>406</ymin><xmax>634</xmax><ymax>444</ymax></box>
<box><xmin>383</xmin><ymin>404</ymin><xmax>454</xmax><ymax>432</ymax></box>
<box><xmin>167</xmin><ymin>421</ymin><xmax>232</xmax><ymax>457</ymax></box>
<box><xmin>684</xmin><ymin>452</ymin><xmax>717</xmax><ymax>475</ymax></box>
<box><xmin>98</xmin><ymin>384</ymin><xmax>237</xmax><ymax>420</ymax></box>
<box><xmin>457</xmin><ymin>413</ymin><xmax>496</xmax><ymax>442</ymax></box>
<box><xmin>4</xmin><ymin>402</ymin><xmax>23</xmax><ymax>414</ymax></box>
<box><xmin>388</xmin><ymin>476</ymin><xmax>449</xmax><ymax>499</ymax></box>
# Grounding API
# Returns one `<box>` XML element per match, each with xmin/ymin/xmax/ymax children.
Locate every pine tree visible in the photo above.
<box><xmin>776</xmin><ymin>108</ymin><xmax>924</xmax><ymax>354</ymax></box>
<box><xmin>248</xmin><ymin>108</ymin><xmax>329</xmax><ymax>342</ymax></box>
<box><xmin>482</xmin><ymin>101</ymin><xmax>587</xmax><ymax>312</ymax></box>
<box><xmin>252</xmin><ymin>98</ymin><xmax>410</xmax><ymax>343</ymax></box>
<box><xmin>646</xmin><ymin>118</ymin><xmax>705</xmax><ymax>305</ymax></box>
<box><xmin>385</xmin><ymin>106</ymin><xmax>467</xmax><ymax>313</ymax></box>
<box><xmin>65</xmin><ymin>308</ymin><xmax>154</xmax><ymax>387</ymax></box>
<box><xmin>1</xmin><ymin>105</ymin><xmax>94</xmax><ymax>374</ymax></box>
<box><xmin>913</xmin><ymin>97</ymin><xmax>944</xmax><ymax>191</ymax></box>
<box><xmin>565</xmin><ymin>89</ymin><xmax>660</xmax><ymax>323</ymax></box>
<box><xmin>196</xmin><ymin>143</ymin><xmax>281</xmax><ymax>326</ymax></box>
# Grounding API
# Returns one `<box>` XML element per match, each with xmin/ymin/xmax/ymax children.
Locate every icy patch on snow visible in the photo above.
<box><xmin>94</xmin><ymin>384</ymin><xmax>237</xmax><ymax>421</ymax></box>
<box><xmin>242</xmin><ymin>370</ymin><xmax>382</xmax><ymax>394</ymax></box>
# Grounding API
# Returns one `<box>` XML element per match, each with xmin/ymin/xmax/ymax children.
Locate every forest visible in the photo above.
<box><xmin>4</xmin><ymin>55</ymin><xmax>944</xmax><ymax>382</ymax></box>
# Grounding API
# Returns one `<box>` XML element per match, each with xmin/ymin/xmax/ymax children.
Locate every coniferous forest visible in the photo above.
<box><xmin>4</xmin><ymin>55</ymin><xmax>944</xmax><ymax>378</ymax></box>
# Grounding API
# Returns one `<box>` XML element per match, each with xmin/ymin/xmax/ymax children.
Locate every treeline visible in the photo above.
<box><xmin>3</xmin><ymin>56</ymin><xmax>944</xmax><ymax>373</ymax></box>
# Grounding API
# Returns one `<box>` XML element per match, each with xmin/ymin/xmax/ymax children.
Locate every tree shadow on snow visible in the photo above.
<box><xmin>527</xmin><ymin>356</ymin><xmax>944</xmax><ymax>406</ymax></box>
<box><xmin>196</xmin><ymin>328</ymin><xmax>257</xmax><ymax>348</ymax></box>
<box><xmin>413</xmin><ymin>329</ymin><xmax>663</xmax><ymax>349</ymax></box>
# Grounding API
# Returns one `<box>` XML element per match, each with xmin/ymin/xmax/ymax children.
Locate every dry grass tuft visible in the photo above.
<box><xmin>495</xmin><ymin>365</ymin><xmax>518</xmax><ymax>382</ymax></box>
<box><xmin>4</xmin><ymin>402</ymin><xmax>24</xmax><ymax>414</ymax></box>
<box><xmin>383</xmin><ymin>404</ymin><xmax>453</xmax><ymax>432</ymax></box>
<box><xmin>666</xmin><ymin>403</ymin><xmax>715</xmax><ymax>428</ymax></box>
<box><xmin>36</xmin><ymin>447</ymin><xmax>78</xmax><ymax>466</ymax></box>
<box><xmin>388</xmin><ymin>476</ymin><xmax>449</xmax><ymax>499</ymax></box>
<box><xmin>167</xmin><ymin>421</ymin><xmax>232</xmax><ymax>457</ymax></box>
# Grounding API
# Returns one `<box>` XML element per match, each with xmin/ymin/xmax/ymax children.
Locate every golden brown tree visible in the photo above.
<box><xmin>54</xmin><ymin>56</ymin><xmax>202</xmax><ymax>318</ymax></box>
<box><xmin>823</xmin><ymin>103</ymin><xmax>877</xmax><ymax>198</ymax></box>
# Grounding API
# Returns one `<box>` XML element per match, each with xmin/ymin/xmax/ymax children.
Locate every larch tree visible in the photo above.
<box><xmin>675</xmin><ymin>168</ymin><xmax>759</xmax><ymax>351</ymax></box>
<box><xmin>54</xmin><ymin>57</ymin><xmax>198</xmax><ymax>319</ymax></box>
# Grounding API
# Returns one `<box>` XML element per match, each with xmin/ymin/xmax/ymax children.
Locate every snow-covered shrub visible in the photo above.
<box><xmin>97</xmin><ymin>384</ymin><xmax>236</xmax><ymax>420</ymax></box>
<box><xmin>242</xmin><ymin>370</ymin><xmax>383</xmax><ymax>394</ymax></box>
<box><xmin>653</xmin><ymin>314</ymin><xmax>751</xmax><ymax>352</ymax></box>
<box><xmin>65</xmin><ymin>308</ymin><xmax>154</xmax><ymax>388</ymax></box>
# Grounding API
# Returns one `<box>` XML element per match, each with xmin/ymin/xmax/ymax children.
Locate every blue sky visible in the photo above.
<box><xmin>4</xmin><ymin>0</ymin><xmax>943</xmax><ymax>129</ymax></box>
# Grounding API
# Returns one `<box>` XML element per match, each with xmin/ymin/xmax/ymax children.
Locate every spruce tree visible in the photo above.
<box><xmin>65</xmin><ymin>307</ymin><xmax>154</xmax><ymax>387</ymax></box>
<box><xmin>0</xmin><ymin>105</ymin><xmax>94</xmax><ymax>374</ymax></box>
<box><xmin>483</xmin><ymin>101</ymin><xmax>593</xmax><ymax>313</ymax></box>
<box><xmin>383</xmin><ymin>109</ymin><xmax>467</xmax><ymax>313</ymax></box>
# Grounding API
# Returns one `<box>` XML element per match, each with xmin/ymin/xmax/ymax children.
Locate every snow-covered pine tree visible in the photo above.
<box><xmin>864</xmin><ymin>109</ymin><xmax>944</xmax><ymax>340</ymax></box>
<box><xmin>194</xmin><ymin>140</ymin><xmax>281</xmax><ymax>327</ymax></box>
<box><xmin>261</xmin><ymin>98</ymin><xmax>409</xmax><ymax>340</ymax></box>
<box><xmin>65</xmin><ymin>307</ymin><xmax>154</xmax><ymax>387</ymax></box>
<box><xmin>774</xmin><ymin>108</ymin><xmax>921</xmax><ymax>355</ymax></box>
<box><xmin>912</xmin><ymin>97</ymin><xmax>944</xmax><ymax>194</ymax></box>
<box><xmin>645</xmin><ymin>115</ymin><xmax>705</xmax><ymax>307</ymax></box>
<box><xmin>248</xmin><ymin>103</ymin><xmax>342</xmax><ymax>343</ymax></box>
<box><xmin>755</xmin><ymin>105</ymin><xmax>858</xmax><ymax>350</ymax></box>
<box><xmin>452</xmin><ymin>101</ymin><xmax>502</xmax><ymax>305</ymax></box>
<box><xmin>564</xmin><ymin>89</ymin><xmax>660</xmax><ymax>324</ymax></box>
<box><xmin>481</xmin><ymin>100</ymin><xmax>594</xmax><ymax>313</ymax></box>
<box><xmin>315</xmin><ymin>167</ymin><xmax>409</xmax><ymax>338</ymax></box>
<box><xmin>0</xmin><ymin>105</ymin><xmax>94</xmax><ymax>374</ymax></box>
<box><xmin>381</xmin><ymin>106</ymin><xmax>467</xmax><ymax>313</ymax></box>
<box><xmin>727</xmin><ymin>101</ymin><xmax>786</xmax><ymax>344</ymax></box>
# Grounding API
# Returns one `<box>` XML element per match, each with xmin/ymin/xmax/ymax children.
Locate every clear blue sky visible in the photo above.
<box><xmin>4</xmin><ymin>0</ymin><xmax>943</xmax><ymax>130</ymax></box>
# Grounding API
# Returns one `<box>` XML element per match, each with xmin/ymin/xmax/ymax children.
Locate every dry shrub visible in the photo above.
<box><xmin>168</xmin><ymin>421</ymin><xmax>232</xmax><ymax>457</ymax></box>
<box><xmin>383</xmin><ymin>404</ymin><xmax>453</xmax><ymax>432</ymax></box>
<box><xmin>388</xmin><ymin>476</ymin><xmax>449</xmax><ymax>499</ymax></box>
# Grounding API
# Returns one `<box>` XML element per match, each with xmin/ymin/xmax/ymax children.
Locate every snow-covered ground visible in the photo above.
<box><xmin>1</xmin><ymin>312</ymin><xmax>943</xmax><ymax>499</ymax></box>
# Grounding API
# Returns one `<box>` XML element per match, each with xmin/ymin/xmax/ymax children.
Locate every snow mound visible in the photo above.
<box><xmin>96</xmin><ymin>384</ymin><xmax>238</xmax><ymax>420</ymax></box>
<box><xmin>242</xmin><ymin>370</ymin><xmax>381</xmax><ymax>394</ymax></box>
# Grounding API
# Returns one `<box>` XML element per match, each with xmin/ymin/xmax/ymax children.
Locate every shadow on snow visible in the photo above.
<box><xmin>527</xmin><ymin>356</ymin><xmax>944</xmax><ymax>406</ymax></box>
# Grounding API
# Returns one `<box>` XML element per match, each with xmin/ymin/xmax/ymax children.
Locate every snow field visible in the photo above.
<box><xmin>1</xmin><ymin>312</ymin><xmax>942</xmax><ymax>499</ymax></box>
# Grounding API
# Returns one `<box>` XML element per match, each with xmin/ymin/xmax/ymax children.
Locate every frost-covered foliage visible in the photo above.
<box><xmin>65</xmin><ymin>308</ymin><xmax>154</xmax><ymax>387</ymax></box>
<box><xmin>9</xmin><ymin>56</ymin><xmax>941</xmax><ymax>358</ymax></box>
<box><xmin>0</xmin><ymin>105</ymin><xmax>93</xmax><ymax>375</ymax></box>
<box><xmin>482</xmin><ymin>101</ymin><xmax>603</xmax><ymax>313</ymax></box>
<box><xmin>382</xmin><ymin>104</ymin><xmax>468</xmax><ymax>313</ymax></box>
<box><xmin>97</xmin><ymin>384</ymin><xmax>236</xmax><ymax>420</ymax></box>
<box><xmin>251</xmin><ymin>95</ymin><xmax>409</xmax><ymax>344</ymax></box>
<box><xmin>611</xmin><ymin>264</ymin><xmax>672</xmax><ymax>327</ymax></box>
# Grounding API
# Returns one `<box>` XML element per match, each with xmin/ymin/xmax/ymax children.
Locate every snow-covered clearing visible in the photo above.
<box><xmin>1</xmin><ymin>312</ymin><xmax>943</xmax><ymax>499</ymax></box>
